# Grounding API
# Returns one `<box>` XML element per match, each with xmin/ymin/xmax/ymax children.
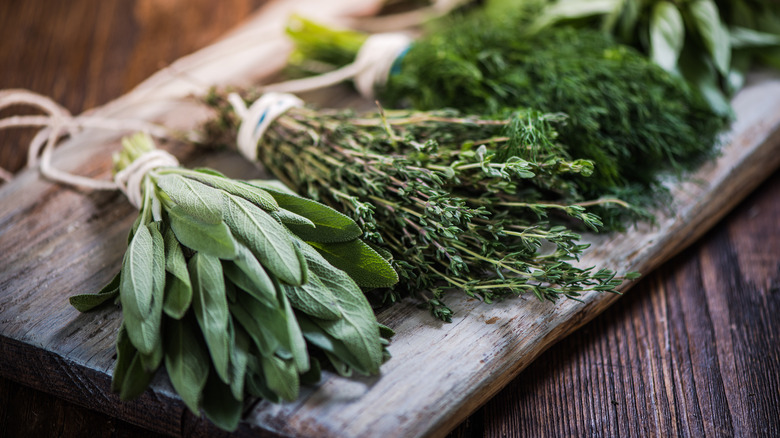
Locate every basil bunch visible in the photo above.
<box><xmin>70</xmin><ymin>133</ymin><xmax>397</xmax><ymax>431</ymax></box>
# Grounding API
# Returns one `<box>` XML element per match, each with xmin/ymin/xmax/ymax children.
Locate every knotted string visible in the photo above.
<box><xmin>0</xmin><ymin>89</ymin><xmax>171</xmax><ymax>190</ymax></box>
<box><xmin>227</xmin><ymin>92</ymin><xmax>303</xmax><ymax>161</ymax></box>
<box><xmin>114</xmin><ymin>148</ymin><xmax>179</xmax><ymax>211</ymax></box>
<box><xmin>262</xmin><ymin>32</ymin><xmax>412</xmax><ymax>99</ymax></box>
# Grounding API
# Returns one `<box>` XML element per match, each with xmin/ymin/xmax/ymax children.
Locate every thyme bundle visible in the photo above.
<box><xmin>204</xmin><ymin>94</ymin><xmax>637</xmax><ymax>321</ymax></box>
<box><xmin>70</xmin><ymin>133</ymin><xmax>397</xmax><ymax>431</ymax></box>
<box><xmin>285</xmin><ymin>14</ymin><xmax>728</xmax><ymax>209</ymax></box>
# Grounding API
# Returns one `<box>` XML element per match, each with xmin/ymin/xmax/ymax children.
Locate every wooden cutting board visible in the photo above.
<box><xmin>1</xmin><ymin>1</ymin><xmax>779</xmax><ymax>437</ymax></box>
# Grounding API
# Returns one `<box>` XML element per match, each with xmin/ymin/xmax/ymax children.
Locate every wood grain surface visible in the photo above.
<box><xmin>1</xmin><ymin>1</ymin><xmax>778</xmax><ymax>437</ymax></box>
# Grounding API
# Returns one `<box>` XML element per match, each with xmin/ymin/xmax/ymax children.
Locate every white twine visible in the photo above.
<box><xmin>0</xmin><ymin>89</ymin><xmax>171</xmax><ymax>190</ymax></box>
<box><xmin>228</xmin><ymin>92</ymin><xmax>303</xmax><ymax>161</ymax></box>
<box><xmin>114</xmin><ymin>149</ymin><xmax>179</xmax><ymax>211</ymax></box>
<box><xmin>263</xmin><ymin>32</ymin><xmax>412</xmax><ymax>99</ymax></box>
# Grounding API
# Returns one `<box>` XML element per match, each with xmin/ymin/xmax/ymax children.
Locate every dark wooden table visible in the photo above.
<box><xmin>1</xmin><ymin>1</ymin><xmax>778</xmax><ymax>437</ymax></box>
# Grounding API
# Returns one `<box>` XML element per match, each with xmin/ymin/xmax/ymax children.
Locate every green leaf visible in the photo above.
<box><xmin>201</xmin><ymin>370</ymin><xmax>243</xmax><ymax>432</ymax></box>
<box><xmin>687</xmin><ymin>0</ymin><xmax>731</xmax><ymax>75</ymax></box>
<box><xmin>297</xmin><ymin>245</ymin><xmax>384</xmax><ymax>375</ymax></box>
<box><xmin>245</xmin><ymin>356</ymin><xmax>281</xmax><ymax>403</ymax></box>
<box><xmin>650</xmin><ymin>1</ymin><xmax>685</xmax><ymax>72</ymax></box>
<box><xmin>259</xmin><ymin>185</ymin><xmax>362</xmax><ymax>243</ymax></box>
<box><xmin>229</xmin><ymin>291</ymin><xmax>289</xmax><ymax>358</ymax></box>
<box><xmin>222</xmin><ymin>243</ymin><xmax>277</xmax><ymax>309</ymax></box>
<box><xmin>164</xmin><ymin>315</ymin><xmax>210</xmax><ymax>415</ymax></box>
<box><xmin>281</xmin><ymin>273</ymin><xmax>342</xmax><ymax>321</ymax></box>
<box><xmin>729</xmin><ymin>26</ymin><xmax>780</xmax><ymax>48</ymax></box>
<box><xmin>532</xmin><ymin>0</ymin><xmax>620</xmax><ymax>33</ymax></box>
<box><xmin>185</xmin><ymin>170</ymin><xmax>279</xmax><ymax>212</ymax></box>
<box><xmin>309</xmin><ymin>239</ymin><xmax>398</xmax><ymax>288</ymax></box>
<box><xmin>189</xmin><ymin>253</ymin><xmax>231</xmax><ymax>384</ymax></box>
<box><xmin>139</xmin><ymin>222</ymin><xmax>166</xmax><ymax>372</ymax></box>
<box><xmin>163</xmin><ymin>227</ymin><xmax>192</xmax><ymax>319</ymax></box>
<box><xmin>229</xmin><ymin>321</ymin><xmax>251</xmax><ymax>401</ymax></box>
<box><xmin>260</xmin><ymin>355</ymin><xmax>299</xmax><ymax>402</ymax></box>
<box><xmin>280</xmin><ymin>292</ymin><xmax>309</xmax><ymax>373</ymax></box>
<box><xmin>113</xmin><ymin>325</ymin><xmax>155</xmax><ymax>401</ymax></box>
<box><xmin>156</xmin><ymin>174</ymin><xmax>223</xmax><ymax>223</ymax></box>
<box><xmin>167</xmin><ymin>205</ymin><xmax>237</xmax><ymax>259</ymax></box>
<box><xmin>120</xmin><ymin>223</ymin><xmax>162</xmax><ymax>355</ymax></box>
<box><xmin>69</xmin><ymin>272</ymin><xmax>120</xmax><ymax>312</ymax></box>
<box><xmin>678</xmin><ymin>45</ymin><xmax>732</xmax><ymax>115</ymax></box>
<box><xmin>297</xmin><ymin>314</ymin><xmax>370</xmax><ymax>376</ymax></box>
<box><xmin>222</xmin><ymin>193</ymin><xmax>304</xmax><ymax>285</ymax></box>
<box><xmin>273</xmin><ymin>208</ymin><xmax>315</xmax><ymax>228</ymax></box>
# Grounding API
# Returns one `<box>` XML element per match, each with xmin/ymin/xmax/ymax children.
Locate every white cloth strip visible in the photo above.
<box><xmin>229</xmin><ymin>92</ymin><xmax>303</xmax><ymax>161</ymax></box>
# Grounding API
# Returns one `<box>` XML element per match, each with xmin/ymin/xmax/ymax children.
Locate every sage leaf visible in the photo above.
<box><xmin>156</xmin><ymin>173</ymin><xmax>223</xmax><ymax>223</ymax></box>
<box><xmin>273</xmin><ymin>208</ymin><xmax>315</xmax><ymax>228</ymax></box>
<box><xmin>222</xmin><ymin>243</ymin><xmax>277</xmax><ymax>309</ymax></box>
<box><xmin>230</xmin><ymin>291</ymin><xmax>290</xmax><ymax>358</ymax></box>
<box><xmin>120</xmin><ymin>223</ymin><xmax>161</xmax><ymax>355</ymax></box>
<box><xmin>650</xmin><ymin>1</ymin><xmax>685</xmax><ymax>72</ymax></box>
<box><xmin>245</xmin><ymin>356</ymin><xmax>281</xmax><ymax>403</ymax></box>
<box><xmin>69</xmin><ymin>272</ymin><xmax>120</xmax><ymax>312</ymax></box>
<box><xmin>187</xmin><ymin>170</ymin><xmax>279</xmax><ymax>212</ymax></box>
<box><xmin>260</xmin><ymin>186</ymin><xmax>362</xmax><ymax>243</ymax></box>
<box><xmin>168</xmin><ymin>205</ymin><xmax>237</xmax><ymax>259</ymax></box>
<box><xmin>309</xmin><ymin>239</ymin><xmax>399</xmax><ymax>288</ymax></box>
<box><xmin>139</xmin><ymin>222</ymin><xmax>166</xmax><ymax>372</ymax></box>
<box><xmin>687</xmin><ymin>0</ymin><xmax>731</xmax><ymax>75</ymax></box>
<box><xmin>111</xmin><ymin>324</ymin><xmax>135</xmax><ymax>394</ymax></box>
<box><xmin>729</xmin><ymin>26</ymin><xmax>780</xmax><ymax>48</ymax></box>
<box><xmin>164</xmin><ymin>316</ymin><xmax>210</xmax><ymax>415</ymax></box>
<box><xmin>163</xmin><ymin>227</ymin><xmax>192</xmax><ymax>318</ymax></box>
<box><xmin>222</xmin><ymin>193</ymin><xmax>304</xmax><ymax>285</ymax></box>
<box><xmin>260</xmin><ymin>354</ymin><xmax>299</xmax><ymax>402</ymax></box>
<box><xmin>282</xmin><ymin>274</ymin><xmax>342</xmax><ymax>321</ymax></box>
<box><xmin>297</xmin><ymin>315</ymin><xmax>369</xmax><ymax>376</ymax></box>
<box><xmin>228</xmin><ymin>320</ymin><xmax>251</xmax><ymax>401</ymax></box>
<box><xmin>281</xmin><ymin>293</ymin><xmax>309</xmax><ymax>373</ymax></box>
<box><xmin>189</xmin><ymin>252</ymin><xmax>231</xmax><ymax>384</ymax></box>
<box><xmin>201</xmin><ymin>371</ymin><xmax>243</xmax><ymax>432</ymax></box>
<box><xmin>299</xmin><ymin>245</ymin><xmax>384</xmax><ymax>375</ymax></box>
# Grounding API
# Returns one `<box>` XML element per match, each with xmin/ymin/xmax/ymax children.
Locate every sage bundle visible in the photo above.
<box><xmin>70</xmin><ymin>133</ymin><xmax>397</xmax><ymax>431</ymax></box>
<box><xmin>280</xmin><ymin>13</ymin><xmax>728</xmax><ymax>206</ymax></box>
<box><xmin>203</xmin><ymin>92</ymin><xmax>637</xmax><ymax>321</ymax></box>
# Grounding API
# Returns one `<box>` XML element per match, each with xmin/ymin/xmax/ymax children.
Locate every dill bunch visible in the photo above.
<box><xmin>203</xmin><ymin>93</ymin><xmax>637</xmax><ymax>321</ymax></box>
<box><xmin>286</xmin><ymin>15</ymin><xmax>728</xmax><ymax>213</ymax></box>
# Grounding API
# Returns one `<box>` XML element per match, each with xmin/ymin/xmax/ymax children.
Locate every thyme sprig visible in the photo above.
<box><xmin>204</xmin><ymin>94</ymin><xmax>638</xmax><ymax>321</ymax></box>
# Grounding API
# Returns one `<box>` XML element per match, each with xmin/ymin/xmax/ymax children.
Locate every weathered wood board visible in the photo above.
<box><xmin>1</xmin><ymin>1</ymin><xmax>780</xmax><ymax>437</ymax></box>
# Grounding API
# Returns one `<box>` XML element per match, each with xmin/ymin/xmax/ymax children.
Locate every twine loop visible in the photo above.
<box><xmin>228</xmin><ymin>92</ymin><xmax>303</xmax><ymax>161</ymax></box>
<box><xmin>0</xmin><ymin>89</ymin><xmax>170</xmax><ymax>190</ymax></box>
<box><xmin>114</xmin><ymin>149</ymin><xmax>179</xmax><ymax>209</ymax></box>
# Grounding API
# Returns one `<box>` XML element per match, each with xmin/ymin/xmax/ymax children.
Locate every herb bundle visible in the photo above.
<box><xmin>70</xmin><ymin>133</ymin><xmax>397</xmax><ymax>431</ymax></box>
<box><xmin>204</xmin><ymin>94</ymin><xmax>637</xmax><ymax>321</ymax></box>
<box><xmin>285</xmin><ymin>14</ymin><xmax>727</xmax><ymax>203</ymax></box>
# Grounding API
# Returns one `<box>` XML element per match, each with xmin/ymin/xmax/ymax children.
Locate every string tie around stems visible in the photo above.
<box><xmin>227</xmin><ymin>92</ymin><xmax>303</xmax><ymax>161</ymax></box>
<box><xmin>0</xmin><ymin>89</ymin><xmax>172</xmax><ymax>191</ymax></box>
<box><xmin>114</xmin><ymin>148</ymin><xmax>179</xmax><ymax>212</ymax></box>
<box><xmin>262</xmin><ymin>32</ymin><xmax>412</xmax><ymax>99</ymax></box>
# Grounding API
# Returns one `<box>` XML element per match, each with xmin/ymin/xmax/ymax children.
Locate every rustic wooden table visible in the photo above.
<box><xmin>1</xmin><ymin>1</ymin><xmax>778</xmax><ymax>437</ymax></box>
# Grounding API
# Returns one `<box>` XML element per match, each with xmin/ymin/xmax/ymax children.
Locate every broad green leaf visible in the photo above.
<box><xmin>139</xmin><ymin>222</ymin><xmax>166</xmax><ymax>372</ymax></box>
<box><xmin>229</xmin><ymin>321</ymin><xmax>251</xmax><ymax>401</ymax></box>
<box><xmin>260</xmin><ymin>354</ymin><xmax>299</xmax><ymax>402</ymax></box>
<box><xmin>273</xmin><ymin>208</ymin><xmax>315</xmax><ymax>228</ymax></box>
<box><xmin>69</xmin><ymin>272</ymin><xmax>120</xmax><ymax>312</ymax></box>
<box><xmin>163</xmin><ymin>227</ymin><xmax>192</xmax><ymax>318</ymax></box>
<box><xmin>282</xmin><ymin>273</ymin><xmax>342</xmax><ymax>321</ymax></box>
<box><xmin>120</xmin><ymin>223</ymin><xmax>161</xmax><ymax>355</ymax></box>
<box><xmin>111</xmin><ymin>325</ymin><xmax>134</xmax><ymax>394</ymax></box>
<box><xmin>678</xmin><ymin>45</ymin><xmax>732</xmax><ymax>115</ymax></box>
<box><xmin>650</xmin><ymin>1</ymin><xmax>685</xmax><ymax>72</ymax></box>
<box><xmin>298</xmin><ymin>245</ymin><xmax>384</xmax><ymax>375</ymax></box>
<box><xmin>297</xmin><ymin>314</ymin><xmax>370</xmax><ymax>376</ymax></box>
<box><xmin>245</xmin><ymin>356</ymin><xmax>281</xmax><ymax>403</ymax></box>
<box><xmin>532</xmin><ymin>0</ymin><xmax>620</xmax><ymax>33</ymax></box>
<box><xmin>201</xmin><ymin>371</ymin><xmax>243</xmax><ymax>432</ymax></box>
<box><xmin>229</xmin><ymin>291</ymin><xmax>289</xmax><ymax>358</ymax></box>
<box><xmin>164</xmin><ymin>316</ymin><xmax>209</xmax><ymax>415</ymax></box>
<box><xmin>222</xmin><ymin>243</ymin><xmax>277</xmax><ymax>309</ymax></box>
<box><xmin>729</xmin><ymin>26</ymin><xmax>780</xmax><ymax>48</ymax></box>
<box><xmin>167</xmin><ymin>205</ymin><xmax>237</xmax><ymax>259</ymax></box>
<box><xmin>687</xmin><ymin>0</ymin><xmax>731</xmax><ymax>75</ymax></box>
<box><xmin>155</xmin><ymin>174</ymin><xmax>223</xmax><ymax>223</ymax></box>
<box><xmin>259</xmin><ymin>185</ymin><xmax>362</xmax><ymax>243</ymax></box>
<box><xmin>119</xmin><ymin>352</ymin><xmax>156</xmax><ymax>401</ymax></box>
<box><xmin>189</xmin><ymin>253</ymin><xmax>231</xmax><ymax>384</ymax></box>
<box><xmin>281</xmin><ymin>292</ymin><xmax>309</xmax><ymax>373</ymax></box>
<box><xmin>185</xmin><ymin>171</ymin><xmax>279</xmax><ymax>212</ymax></box>
<box><xmin>222</xmin><ymin>193</ymin><xmax>304</xmax><ymax>285</ymax></box>
<box><xmin>309</xmin><ymin>239</ymin><xmax>399</xmax><ymax>288</ymax></box>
